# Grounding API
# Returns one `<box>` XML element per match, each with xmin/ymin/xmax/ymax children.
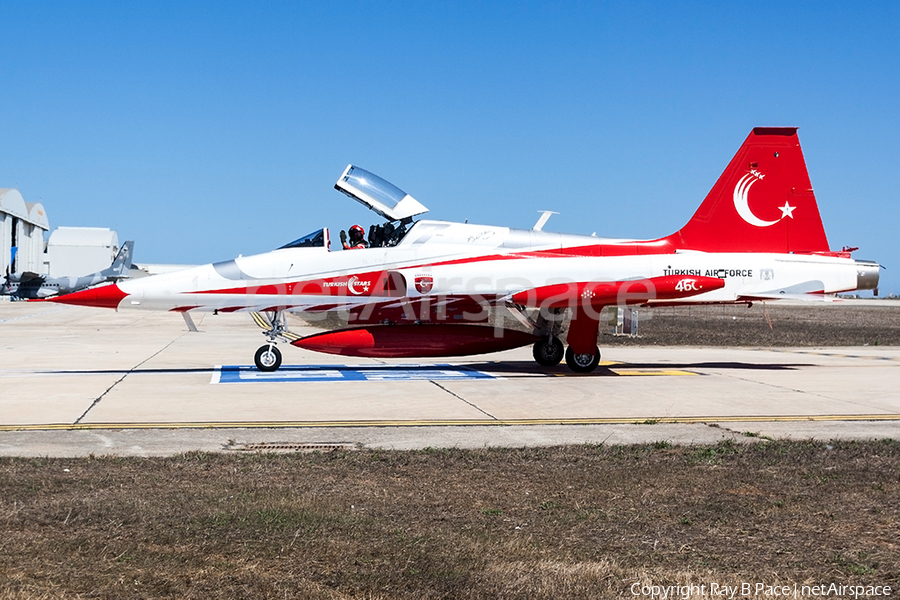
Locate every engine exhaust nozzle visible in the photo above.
<box><xmin>855</xmin><ymin>260</ymin><xmax>880</xmax><ymax>291</ymax></box>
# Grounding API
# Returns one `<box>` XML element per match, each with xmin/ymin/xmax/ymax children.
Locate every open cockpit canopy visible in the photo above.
<box><xmin>335</xmin><ymin>165</ymin><xmax>429</xmax><ymax>222</ymax></box>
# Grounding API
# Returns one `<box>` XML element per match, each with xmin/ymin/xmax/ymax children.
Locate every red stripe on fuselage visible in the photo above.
<box><xmin>188</xmin><ymin>238</ymin><xmax>679</xmax><ymax>297</ymax></box>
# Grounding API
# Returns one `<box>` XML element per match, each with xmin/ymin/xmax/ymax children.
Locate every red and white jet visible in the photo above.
<box><xmin>52</xmin><ymin>128</ymin><xmax>880</xmax><ymax>372</ymax></box>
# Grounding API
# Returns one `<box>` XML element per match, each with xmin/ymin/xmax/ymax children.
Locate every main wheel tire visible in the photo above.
<box><xmin>533</xmin><ymin>337</ymin><xmax>565</xmax><ymax>366</ymax></box>
<box><xmin>564</xmin><ymin>345</ymin><xmax>601</xmax><ymax>373</ymax></box>
<box><xmin>254</xmin><ymin>345</ymin><xmax>282</xmax><ymax>372</ymax></box>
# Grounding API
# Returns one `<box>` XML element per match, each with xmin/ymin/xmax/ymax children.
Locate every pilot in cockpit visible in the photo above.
<box><xmin>340</xmin><ymin>224</ymin><xmax>369</xmax><ymax>250</ymax></box>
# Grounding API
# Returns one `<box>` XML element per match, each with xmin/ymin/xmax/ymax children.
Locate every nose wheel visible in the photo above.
<box><xmin>249</xmin><ymin>310</ymin><xmax>303</xmax><ymax>371</ymax></box>
<box><xmin>565</xmin><ymin>345</ymin><xmax>600</xmax><ymax>373</ymax></box>
<box><xmin>254</xmin><ymin>344</ymin><xmax>282</xmax><ymax>372</ymax></box>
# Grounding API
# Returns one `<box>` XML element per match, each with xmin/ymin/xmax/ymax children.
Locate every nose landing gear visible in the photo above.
<box><xmin>254</xmin><ymin>344</ymin><xmax>282</xmax><ymax>372</ymax></box>
<box><xmin>250</xmin><ymin>310</ymin><xmax>301</xmax><ymax>372</ymax></box>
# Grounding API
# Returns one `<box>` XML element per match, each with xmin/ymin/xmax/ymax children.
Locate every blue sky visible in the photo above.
<box><xmin>1</xmin><ymin>1</ymin><xmax>897</xmax><ymax>294</ymax></box>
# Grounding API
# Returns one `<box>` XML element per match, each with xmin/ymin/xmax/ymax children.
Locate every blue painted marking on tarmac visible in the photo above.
<box><xmin>212</xmin><ymin>364</ymin><xmax>497</xmax><ymax>384</ymax></box>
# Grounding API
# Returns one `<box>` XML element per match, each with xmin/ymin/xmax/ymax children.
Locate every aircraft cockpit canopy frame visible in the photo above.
<box><xmin>335</xmin><ymin>165</ymin><xmax>429</xmax><ymax>222</ymax></box>
<box><xmin>278</xmin><ymin>228</ymin><xmax>329</xmax><ymax>250</ymax></box>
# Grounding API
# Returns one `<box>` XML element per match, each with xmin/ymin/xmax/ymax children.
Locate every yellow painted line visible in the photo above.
<box><xmin>596</xmin><ymin>362</ymin><xmax>698</xmax><ymax>376</ymax></box>
<box><xmin>611</xmin><ymin>370</ymin><xmax>698</xmax><ymax>376</ymax></box>
<box><xmin>2</xmin><ymin>414</ymin><xmax>900</xmax><ymax>432</ymax></box>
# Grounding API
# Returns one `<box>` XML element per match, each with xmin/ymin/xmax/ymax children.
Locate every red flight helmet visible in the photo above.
<box><xmin>349</xmin><ymin>224</ymin><xmax>365</xmax><ymax>242</ymax></box>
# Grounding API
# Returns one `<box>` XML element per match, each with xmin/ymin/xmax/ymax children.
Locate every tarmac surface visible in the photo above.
<box><xmin>1</xmin><ymin>301</ymin><xmax>898</xmax><ymax>456</ymax></box>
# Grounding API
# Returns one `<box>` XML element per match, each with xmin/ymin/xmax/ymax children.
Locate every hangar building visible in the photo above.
<box><xmin>47</xmin><ymin>227</ymin><xmax>120</xmax><ymax>277</ymax></box>
<box><xmin>0</xmin><ymin>188</ymin><xmax>49</xmax><ymax>275</ymax></box>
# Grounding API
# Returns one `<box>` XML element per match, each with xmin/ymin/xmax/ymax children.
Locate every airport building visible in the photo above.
<box><xmin>0</xmin><ymin>188</ymin><xmax>49</xmax><ymax>275</ymax></box>
<box><xmin>1</xmin><ymin>189</ymin><xmax>125</xmax><ymax>280</ymax></box>
<box><xmin>46</xmin><ymin>227</ymin><xmax>120</xmax><ymax>277</ymax></box>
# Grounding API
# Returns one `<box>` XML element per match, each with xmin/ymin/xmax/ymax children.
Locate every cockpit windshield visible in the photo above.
<box><xmin>278</xmin><ymin>229</ymin><xmax>326</xmax><ymax>249</ymax></box>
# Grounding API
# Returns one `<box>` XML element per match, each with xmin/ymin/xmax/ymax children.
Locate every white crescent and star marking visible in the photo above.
<box><xmin>733</xmin><ymin>171</ymin><xmax>796</xmax><ymax>228</ymax></box>
<box><xmin>346</xmin><ymin>276</ymin><xmax>370</xmax><ymax>295</ymax></box>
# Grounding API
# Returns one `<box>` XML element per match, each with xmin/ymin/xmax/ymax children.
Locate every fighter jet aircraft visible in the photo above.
<box><xmin>3</xmin><ymin>241</ymin><xmax>134</xmax><ymax>300</ymax></box>
<box><xmin>51</xmin><ymin>129</ymin><xmax>879</xmax><ymax>372</ymax></box>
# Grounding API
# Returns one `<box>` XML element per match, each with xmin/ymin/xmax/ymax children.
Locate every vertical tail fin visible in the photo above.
<box><xmin>666</xmin><ymin>128</ymin><xmax>830</xmax><ymax>253</ymax></box>
<box><xmin>103</xmin><ymin>241</ymin><xmax>134</xmax><ymax>278</ymax></box>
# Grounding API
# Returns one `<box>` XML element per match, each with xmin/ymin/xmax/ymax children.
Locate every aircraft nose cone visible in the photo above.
<box><xmin>49</xmin><ymin>284</ymin><xmax>128</xmax><ymax>310</ymax></box>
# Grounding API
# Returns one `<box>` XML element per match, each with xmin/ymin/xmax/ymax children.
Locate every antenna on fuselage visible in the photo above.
<box><xmin>533</xmin><ymin>210</ymin><xmax>559</xmax><ymax>231</ymax></box>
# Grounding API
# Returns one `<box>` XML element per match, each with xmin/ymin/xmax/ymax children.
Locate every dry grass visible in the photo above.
<box><xmin>1</xmin><ymin>441</ymin><xmax>898</xmax><ymax>598</ymax></box>
<box><xmin>604</xmin><ymin>303</ymin><xmax>900</xmax><ymax>347</ymax></box>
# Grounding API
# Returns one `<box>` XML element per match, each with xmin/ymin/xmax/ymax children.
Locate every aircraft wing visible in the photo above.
<box><xmin>737</xmin><ymin>280</ymin><xmax>844</xmax><ymax>303</ymax></box>
<box><xmin>280</xmin><ymin>276</ymin><xmax>723</xmax><ymax>359</ymax></box>
<box><xmin>18</xmin><ymin>272</ymin><xmax>46</xmax><ymax>286</ymax></box>
<box><xmin>507</xmin><ymin>275</ymin><xmax>726</xmax><ymax>308</ymax></box>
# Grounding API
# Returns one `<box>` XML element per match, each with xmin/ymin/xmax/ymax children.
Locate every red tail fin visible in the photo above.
<box><xmin>666</xmin><ymin>128</ymin><xmax>830</xmax><ymax>253</ymax></box>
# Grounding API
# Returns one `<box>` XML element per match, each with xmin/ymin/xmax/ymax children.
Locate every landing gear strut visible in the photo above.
<box><xmin>565</xmin><ymin>345</ymin><xmax>601</xmax><ymax>373</ymax></box>
<box><xmin>532</xmin><ymin>336</ymin><xmax>564</xmax><ymax>366</ymax></box>
<box><xmin>251</xmin><ymin>310</ymin><xmax>299</xmax><ymax>372</ymax></box>
<box><xmin>523</xmin><ymin>306</ymin><xmax>566</xmax><ymax>368</ymax></box>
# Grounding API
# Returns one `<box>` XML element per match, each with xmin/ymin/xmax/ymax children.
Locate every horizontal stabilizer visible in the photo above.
<box><xmin>737</xmin><ymin>293</ymin><xmax>838</xmax><ymax>303</ymax></box>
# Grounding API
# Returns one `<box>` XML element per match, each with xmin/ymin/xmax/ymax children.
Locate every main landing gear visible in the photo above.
<box><xmin>528</xmin><ymin>304</ymin><xmax>602</xmax><ymax>373</ymax></box>
<box><xmin>533</xmin><ymin>337</ymin><xmax>602</xmax><ymax>373</ymax></box>
<box><xmin>532</xmin><ymin>336</ymin><xmax>564</xmax><ymax>366</ymax></box>
<box><xmin>564</xmin><ymin>345</ymin><xmax>601</xmax><ymax>373</ymax></box>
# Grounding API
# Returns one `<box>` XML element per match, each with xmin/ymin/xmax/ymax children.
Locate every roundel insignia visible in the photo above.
<box><xmin>415</xmin><ymin>276</ymin><xmax>434</xmax><ymax>294</ymax></box>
